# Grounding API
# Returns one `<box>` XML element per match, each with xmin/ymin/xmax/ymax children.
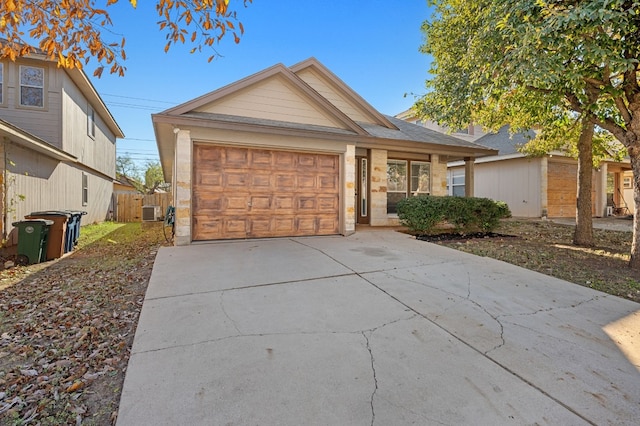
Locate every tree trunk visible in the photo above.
<box><xmin>573</xmin><ymin>117</ymin><xmax>594</xmax><ymax>246</ymax></box>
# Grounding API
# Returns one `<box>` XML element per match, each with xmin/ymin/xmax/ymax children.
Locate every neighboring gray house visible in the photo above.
<box><xmin>0</xmin><ymin>53</ymin><xmax>124</xmax><ymax>239</ymax></box>
<box><xmin>446</xmin><ymin>126</ymin><xmax>632</xmax><ymax>218</ymax></box>
<box><xmin>396</xmin><ymin>110</ymin><xmax>633</xmax><ymax>218</ymax></box>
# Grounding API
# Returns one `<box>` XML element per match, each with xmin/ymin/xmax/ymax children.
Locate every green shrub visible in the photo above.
<box><xmin>397</xmin><ymin>195</ymin><xmax>511</xmax><ymax>234</ymax></box>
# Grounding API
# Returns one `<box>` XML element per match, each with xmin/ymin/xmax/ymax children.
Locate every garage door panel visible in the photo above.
<box><xmin>318</xmin><ymin>175</ymin><xmax>338</xmax><ymax>190</ymax></box>
<box><xmin>296</xmin><ymin>217</ymin><xmax>317</xmax><ymax>233</ymax></box>
<box><xmin>250</xmin><ymin>173</ymin><xmax>272</xmax><ymax>188</ymax></box>
<box><xmin>318</xmin><ymin>196</ymin><xmax>339</xmax><ymax>211</ymax></box>
<box><xmin>225</xmin><ymin>173</ymin><xmax>249</xmax><ymax>187</ymax></box>
<box><xmin>225</xmin><ymin>196</ymin><xmax>249</xmax><ymax>211</ymax></box>
<box><xmin>318</xmin><ymin>217</ymin><xmax>340</xmax><ymax>233</ymax></box>
<box><xmin>249</xmin><ymin>196</ymin><xmax>271</xmax><ymax>210</ymax></box>
<box><xmin>196</xmin><ymin>172</ymin><xmax>223</xmax><ymax>187</ymax></box>
<box><xmin>274</xmin><ymin>196</ymin><xmax>294</xmax><ymax>211</ymax></box>
<box><xmin>275</xmin><ymin>174</ymin><xmax>296</xmax><ymax>189</ymax></box>
<box><xmin>318</xmin><ymin>156</ymin><xmax>339</xmax><ymax>170</ymax></box>
<box><xmin>192</xmin><ymin>193</ymin><xmax>223</xmax><ymax>212</ymax></box>
<box><xmin>225</xmin><ymin>147</ymin><xmax>249</xmax><ymax>165</ymax></box>
<box><xmin>193</xmin><ymin>145</ymin><xmax>339</xmax><ymax>240</ymax></box>
<box><xmin>273</xmin><ymin>151</ymin><xmax>296</xmax><ymax>168</ymax></box>
<box><xmin>192</xmin><ymin>216</ymin><xmax>222</xmax><ymax>240</ymax></box>
<box><xmin>297</xmin><ymin>154</ymin><xmax>316</xmax><ymax>168</ymax></box>
<box><xmin>250</xmin><ymin>150</ymin><xmax>273</xmax><ymax>167</ymax></box>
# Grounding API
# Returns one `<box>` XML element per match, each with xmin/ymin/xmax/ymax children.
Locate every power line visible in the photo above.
<box><xmin>101</xmin><ymin>93</ymin><xmax>178</xmax><ymax>105</ymax></box>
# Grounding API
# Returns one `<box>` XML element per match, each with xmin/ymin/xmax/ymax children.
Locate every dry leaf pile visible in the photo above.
<box><xmin>0</xmin><ymin>223</ymin><xmax>166</xmax><ymax>425</ymax></box>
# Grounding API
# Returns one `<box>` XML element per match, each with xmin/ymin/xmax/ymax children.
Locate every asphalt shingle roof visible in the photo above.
<box><xmin>474</xmin><ymin>125</ymin><xmax>536</xmax><ymax>155</ymax></box>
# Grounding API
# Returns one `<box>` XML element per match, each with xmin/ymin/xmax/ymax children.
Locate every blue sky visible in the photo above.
<box><xmin>91</xmin><ymin>1</ymin><xmax>433</xmax><ymax>168</ymax></box>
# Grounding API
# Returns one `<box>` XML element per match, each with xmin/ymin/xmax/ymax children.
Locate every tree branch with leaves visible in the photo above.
<box><xmin>0</xmin><ymin>0</ymin><xmax>251</xmax><ymax>77</ymax></box>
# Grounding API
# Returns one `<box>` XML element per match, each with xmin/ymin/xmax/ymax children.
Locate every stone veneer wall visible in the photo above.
<box><xmin>174</xmin><ymin>130</ymin><xmax>192</xmax><ymax>245</ymax></box>
<box><xmin>369</xmin><ymin>150</ymin><xmax>449</xmax><ymax>227</ymax></box>
<box><xmin>430</xmin><ymin>154</ymin><xmax>448</xmax><ymax>196</ymax></box>
<box><xmin>344</xmin><ymin>145</ymin><xmax>356</xmax><ymax>235</ymax></box>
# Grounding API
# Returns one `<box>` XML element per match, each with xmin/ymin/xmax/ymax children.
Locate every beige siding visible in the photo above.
<box><xmin>296</xmin><ymin>68</ymin><xmax>373</xmax><ymax>124</ymax></box>
<box><xmin>4</xmin><ymin>144</ymin><xmax>113</xmax><ymax>235</ymax></box>
<box><xmin>195</xmin><ymin>76</ymin><xmax>348</xmax><ymax>129</ymax></box>
<box><xmin>61</xmin><ymin>73</ymin><xmax>116</xmax><ymax>178</ymax></box>
<box><xmin>471</xmin><ymin>157</ymin><xmax>543</xmax><ymax>217</ymax></box>
<box><xmin>0</xmin><ymin>59</ymin><xmax>62</xmax><ymax>147</ymax></box>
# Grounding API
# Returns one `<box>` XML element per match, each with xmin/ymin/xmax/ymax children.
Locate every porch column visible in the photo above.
<box><xmin>464</xmin><ymin>157</ymin><xmax>475</xmax><ymax>197</ymax></box>
<box><xmin>174</xmin><ymin>129</ymin><xmax>192</xmax><ymax>246</ymax></box>
<box><xmin>369</xmin><ymin>149</ymin><xmax>389</xmax><ymax>226</ymax></box>
<box><xmin>540</xmin><ymin>156</ymin><xmax>549</xmax><ymax>218</ymax></box>
<box><xmin>344</xmin><ymin>144</ymin><xmax>356</xmax><ymax>235</ymax></box>
<box><xmin>430</xmin><ymin>154</ymin><xmax>448</xmax><ymax>196</ymax></box>
<box><xmin>594</xmin><ymin>163</ymin><xmax>608</xmax><ymax>217</ymax></box>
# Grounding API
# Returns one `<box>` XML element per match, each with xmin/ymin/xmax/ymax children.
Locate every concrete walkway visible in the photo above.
<box><xmin>117</xmin><ymin>230</ymin><xmax>640</xmax><ymax>425</ymax></box>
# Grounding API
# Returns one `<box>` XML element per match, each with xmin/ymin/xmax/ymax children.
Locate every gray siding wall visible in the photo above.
<box><xmin>4</xmin><ymin>143</ymin><xmax>113</xmax><ymax>233</ymax></box>
<box><xmin>450</xmin><ymin>157</ymin><xmax>543</xmax><ymax>218</ymax></box>
<box><xmin>0</xmin><ymin>59</ymin><xmax>63</xmax><ymax>147</ymax></box>
<box><xmin>61</xmin><ymin>73</ymin><xmax>116</xmax><ymax>178</ymax></box>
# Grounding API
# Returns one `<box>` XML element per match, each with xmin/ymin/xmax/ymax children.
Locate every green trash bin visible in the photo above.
<box><xmin>12</xmin><ymin>219</ymin><xmax>53</xmax><ymax>265</ymax></box>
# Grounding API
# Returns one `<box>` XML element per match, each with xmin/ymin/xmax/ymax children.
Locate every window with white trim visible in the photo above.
<box><xmin>387</xmin><ymin>159</ymin><xmax>431</xmax><ymax>214</ymax></box>
<box><xmin>19</xmin><ymin>65</ymin><xmax>44</xmax><ymax>108</ymax></box>
<box><xmin>82</xmin><ymin>173</ymin><xmax>88</xmax><ymax>206</ymax></box>
<box><xmin>447</xmin><ymin>169</ymin><xmax>465</xmax><ymax>197</ymax></box>
<box><xmin>87</xmin><ymin>105</ymin><xmax>95</xmax><ymax>138</ymax></box>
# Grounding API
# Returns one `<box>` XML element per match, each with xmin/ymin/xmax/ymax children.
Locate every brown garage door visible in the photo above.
<box><xmin>193</xmin><ymin>144</ymin><xmax>340</xmax><ymax>240</ymax></box>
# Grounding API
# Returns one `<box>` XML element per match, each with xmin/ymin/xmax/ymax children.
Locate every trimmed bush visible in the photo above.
<box><xmin>396</xmin><ymin>195</ymin><xmax>511</xmax><ymax>235</ymax></box>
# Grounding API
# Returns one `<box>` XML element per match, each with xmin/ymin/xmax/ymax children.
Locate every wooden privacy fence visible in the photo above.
<box><xmin>115</xmin><ymin>193</ymin><xmax>172</xmax><ymax>223</ymax></box>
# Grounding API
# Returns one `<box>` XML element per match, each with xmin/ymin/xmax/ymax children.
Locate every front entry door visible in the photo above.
<box><xmin>356</xmin><ymin>156</ymin><xmax>370</xmax><ymax>224</ymax></box>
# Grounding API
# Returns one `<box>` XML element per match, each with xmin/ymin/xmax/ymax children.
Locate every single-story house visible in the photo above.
<box><xmin>152</xmin><ymin>58</ymin><xmax>496</xmax><ymax>244</ymax></box>
<box><xmin>114</xmin><ymin>173</ymin><xmax>141</xmax><ymax>194</ymax></box>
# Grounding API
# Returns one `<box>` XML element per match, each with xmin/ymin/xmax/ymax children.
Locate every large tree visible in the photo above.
<box><xmin>0</xmin><ymin>0</ymin><xmax>251</xmax><ymax>77</ymax></box>
<box><xmin>416</xmin><ymin>0</ymin><xmax>640</xmax><ymax>268</ymax></box>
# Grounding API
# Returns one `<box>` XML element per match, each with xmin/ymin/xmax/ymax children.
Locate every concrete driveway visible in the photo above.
<box><xmin>117</xmin><ymin>229</ymin><xmax>640</xmax><ymax>425</ymax></box>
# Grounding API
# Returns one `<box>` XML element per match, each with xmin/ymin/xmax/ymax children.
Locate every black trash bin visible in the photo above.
<box><xmin>64</xmin><ymin>211</ymin><xmax>87</xmax><ymax>250</ymax></box>
<box><xmin>12</xmin><ymin>219</ymin><xmax>53</xmax><ymax>265</ymax></box>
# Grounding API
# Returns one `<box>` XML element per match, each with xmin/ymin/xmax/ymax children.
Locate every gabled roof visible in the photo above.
<box><xmin>160</xmin><ymin>62</ymin><xmax>367</xmax><ymax>136</ymax></box>
<box><xmin>153</xmin><ymin>58</ymin><xmax>498</xmax><ymax>181</ymax></box>
<box><xmin>474</xmin><ymin>125</ymin><xmax>535</xmax><ymax>155</ymax></box>
<box><xmin>290</xmin><ymin>57</ymin><xmax>398</xmax><ymax>129</ymax></box>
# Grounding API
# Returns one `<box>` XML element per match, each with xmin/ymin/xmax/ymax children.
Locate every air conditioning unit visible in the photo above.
<box><xmin>142</xmin><ymin>205</ymin><xmax>161</xmax><ymax>221</ymax></box>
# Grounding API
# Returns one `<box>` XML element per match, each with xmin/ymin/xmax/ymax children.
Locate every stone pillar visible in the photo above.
<box><xmin>344</xmin><ymin>145</ymin><xmax>356</xmax><ymax>235</ymax></box>
<box><xmin>430</xmin><ymin>154</ymin><xmax>448</xmax><ymax>196</ymax></box>
<box><xmin>369</xmin><ymin>149</ymin><xmax>388</xmax><ymax>226</ymax></box>
<box><xmin>464</xmin><ymin>157</ymin><xmax>475</xmax><ymax>197</ymax></box>
<box><xmin>174</xmin><ymin>129</ymin><xmax>192</xmax><ymax>245</ymax></box>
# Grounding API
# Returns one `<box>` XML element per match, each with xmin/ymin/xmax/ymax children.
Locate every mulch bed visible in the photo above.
<box><xmin>415</xmin><ymin>232</ymin><xmax>518</xmax><ymax>243</ymax></box>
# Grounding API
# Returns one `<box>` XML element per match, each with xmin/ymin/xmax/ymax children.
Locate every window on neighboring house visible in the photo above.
<box><xmin>447</xmin><ymin>169</ymin><xmax>465</xmax><ymax>197</ymax></box>
<box><xmin>0</xmin><ymin>63</ymin><xmax>4</xmax><ymax>104</ymax></box>
<box><xmin>19</xmin><ymin>65</ymin><xmax>44</xmax><ymax>108</ymax></box>
<box><xmin>87</xmin><ymin>105</ymin><xmax>95</xmax><ymax>138</ymax></box>
<box><xmin>82</xmin><ymin>173</ymin><xmax>88</xmax><ymax>206</ymax></box>
<box><xmin>387</xmin><ymin>159</ymin><xmax>431</xmax><ymax>214</ymax></box>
